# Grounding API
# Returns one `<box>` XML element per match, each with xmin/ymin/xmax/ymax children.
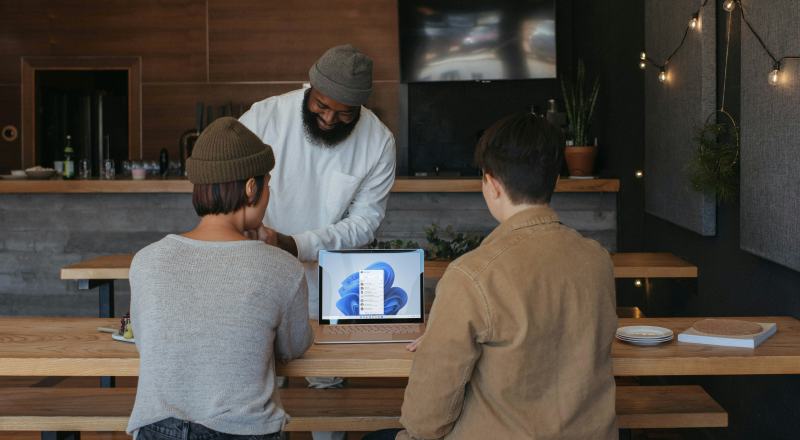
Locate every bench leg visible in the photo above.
<box><xmin>42</xmin><ymin>432</ymin><xmax>80</xmax><ymax>440</ymax></box>
<box><xmin>618</xmin><ymin>428</ymin><xmax>631</xmax><ymax>440</ymax></box>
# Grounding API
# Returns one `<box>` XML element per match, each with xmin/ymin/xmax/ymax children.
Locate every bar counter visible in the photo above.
<box><xmin>1</xmin><ymin>177</ymin><xmax>620</xmax><ymax>317</ymax></box>
<box><xmin>0</xmin><ymin>177</ymin><xmax>620</xmax><ymax>194</ymax></box>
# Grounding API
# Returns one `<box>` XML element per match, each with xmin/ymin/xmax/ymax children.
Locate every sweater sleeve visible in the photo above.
<box><xmin>291</xmin><ymin>134</ymin><xmax>396</xmax><ymax>262</ymax></box>
<box><xmin>274</xmin><ymin>276</ymin><xmax>315</xmax><ymax>361</ymax></box>
<box><xmin>399</xmin><ymin>268</ymin><xmax>491</xmax><ymax>439</ymax></box>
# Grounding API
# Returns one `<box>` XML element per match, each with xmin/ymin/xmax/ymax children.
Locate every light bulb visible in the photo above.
<box><xmin>768</xmin><ymin>69</ymin><xmax>780</xmax><ymax>85</ymax></box>
<box><xmin>639</xmin><ymin>61</ymin><xmax>647</xmax><ymax>70</ymax></box>
<box><xmin>723</xmin><ymin>0</ymin><xmax>735</xmax><ymax>12</ymax></box>
<box><xmin>659</xmin><ymin>70</ymin><xmax>667</xmax><ymax>82</ymax></box>
<box><xmin>690</xmin><ymin>17</ymin><xmax>698</xmax><ymax>30</ymax></box>
<box><xmin>634</xmin><ymin>279</ymin><xmax>643</xmax><ymax>287</ymax></box>
<box><xmin>640</xmin><ymin>51</ymin><xmax>646</xmax><ymax>60</ymax></box>
<box><xmin>635</xmin><ymin>170</ymin><xmax>643</xmax><ymax>178</ymax></box>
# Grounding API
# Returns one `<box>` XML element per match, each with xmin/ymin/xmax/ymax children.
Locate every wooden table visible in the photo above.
<box><xmin>62</xmin><ymin>253</ymin><xmax>697</xmax><ymax>281</ymax></box>
<box><xmin>61</xmin><ymin>253</ymin><xmax>697</xmax><ymax>319</ymax></box>
<box><xmin>2</xmin><ymin>317</ymin><xmax>797</xmax><ymax>378</ymax></box>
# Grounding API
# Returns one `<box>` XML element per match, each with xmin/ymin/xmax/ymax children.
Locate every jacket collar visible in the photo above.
<box><xmin>482</xmin><ymin>206</ymin><xmax>562</xmax><ymax>246</ymax></box>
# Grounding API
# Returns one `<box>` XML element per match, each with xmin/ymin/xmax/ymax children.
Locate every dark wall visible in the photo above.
<box><xmin>644</xmin><ymin>2</ymin><xmax>800</xmax><ymax>439</ymax></box>
<box><xmin>407</xmin><ymin>0</ymin><xmax>573</xmax><ymax>177</ymax></box>
<box><xmin>406</xmin><ymin>0</ymin><xmax>646</xmax><ymax>306</ymax></box>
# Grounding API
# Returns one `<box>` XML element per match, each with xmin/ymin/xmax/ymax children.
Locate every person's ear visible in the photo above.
<box><xmin>245</xmin><ymin>177</ymin><xmax>257</xmax><ymax>200</ymax></box>
<box><xmin>485</xmin><ymin>174</ymin><xmax>503</xmax><ymax>200</ymax></box>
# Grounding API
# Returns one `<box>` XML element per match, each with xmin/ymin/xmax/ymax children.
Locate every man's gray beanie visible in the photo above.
<box><xmin>309</xmin><ymin>44</ymin><xmax>373</xmax><ymax>107</ymax></box>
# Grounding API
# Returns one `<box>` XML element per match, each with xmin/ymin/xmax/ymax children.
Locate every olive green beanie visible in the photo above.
<box><xmin>186</xmin><ymin>117</ymin><xmax>275</xmax><ymax>184</ymax></box>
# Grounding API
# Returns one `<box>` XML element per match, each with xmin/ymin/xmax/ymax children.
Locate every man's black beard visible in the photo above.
<box><xmin>301</xmin><ymin>90</ymin><xmax>360</xmax><ymax>148</ymax></box>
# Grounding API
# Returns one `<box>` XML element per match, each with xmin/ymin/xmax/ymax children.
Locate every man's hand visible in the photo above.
<box><xmin>275</xmin><ymin>354</ymin><xmax>288</xmax><ymax>365</ymax></box>
<box><xmin>406</xmin><ymin>334</ymin><xmax>424</xmax><ymax>352</ymax></box>
<box><xmin>248</xmin><ymin>225</ymin><xmax>299</xmax><ymax>257</ymax></box>
<box><xmin>248</xmin><ymin>225</ymin><xmax>278</xmax><ymax>246</ymax></box>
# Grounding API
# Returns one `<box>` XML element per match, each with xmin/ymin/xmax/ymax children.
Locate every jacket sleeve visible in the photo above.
<box><xmin>274</xmin><ymin>276</ymin><xmax>315</xmax><ymax>361</ymax></box>
<box><xmin>291</xmin><ymin>135</ymin><xmax>396</xmax><ymax>262</ymax></box>
<box><xmin>399</xmin><ymin>267</ymin><xmax>491</xmax><ymax>439</ymax></box>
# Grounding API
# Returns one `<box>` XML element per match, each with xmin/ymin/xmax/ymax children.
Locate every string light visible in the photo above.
<box><xmin>723</xmin><ymin>0</ymin><xmax>735</xmax><ymax>12</ymax></box>
<box><xmin>634</xmin><ymin>279</ymin><xmax>643</xmax><ymax>287</ymax></box>
<box><xmin>768</xmin><ymin>62</ymin><xmax>781</xmax><ymax>85</ymax></box>
<box><xmin>635</xmin><ymin>170</ymin><xmax>644</xmax><ymax>178</ymax></box>
<box><xmin>642</xmin><ymin>0</ymin><xmax>800</xmax><ymax>87</ymax></box>
<box><xmin>639</xmin><ymin>0</ymin><xmax>709</xmax><ymax>83</ymax></box>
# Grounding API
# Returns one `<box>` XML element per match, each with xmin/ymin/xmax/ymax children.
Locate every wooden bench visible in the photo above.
<box><xmin>0</xmin><ymin>385</ymin><xmax>727</xmax><ymax>436</ymax></box>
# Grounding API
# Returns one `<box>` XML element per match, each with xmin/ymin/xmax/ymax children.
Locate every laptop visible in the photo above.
<box><xmin>315</xmin><ymin>249</ymin><xmax>426</xmax><ymax>344</ymax></box>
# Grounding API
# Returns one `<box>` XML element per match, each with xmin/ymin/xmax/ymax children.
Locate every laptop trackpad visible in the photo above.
<box><xmin>351</xmin><ymin>333</ymin><xmax>392</xmax><ymax>341</ymax></box>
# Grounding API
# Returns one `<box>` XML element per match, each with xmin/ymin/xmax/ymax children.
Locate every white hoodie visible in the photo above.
<box><xmin>240</xmin><ymin>89</ymin><xmax>396</xmax><ymax>318</ymax></box>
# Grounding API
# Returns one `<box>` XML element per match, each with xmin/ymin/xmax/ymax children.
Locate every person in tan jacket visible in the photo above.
<box><xmin>363</xmin><ymin>113</ymin><xmax>618</xmax><ymax>440</ymax></box>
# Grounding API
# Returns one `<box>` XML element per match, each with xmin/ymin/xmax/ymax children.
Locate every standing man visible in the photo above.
<box><xmin>239</xmin><ymin>45</ymin><xmax>396</xmax><ymax>440</ymax></box>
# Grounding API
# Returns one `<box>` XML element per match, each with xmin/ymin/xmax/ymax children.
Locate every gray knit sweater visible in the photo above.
<box><xmin>126</xmin><ymin>235</ymin><xmax>314</xmax><ymax>437</ymax></box>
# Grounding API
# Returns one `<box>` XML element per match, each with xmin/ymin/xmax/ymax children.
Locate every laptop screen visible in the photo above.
<box><xmin>319</xmin><ymin>249</ymin><xmax>425</xmax><ymax>324</ymax></box>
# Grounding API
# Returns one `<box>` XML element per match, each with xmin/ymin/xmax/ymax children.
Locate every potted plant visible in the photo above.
<box><xmin>560</xmin><ymin>60</ymin><xmax>600</xmax><ymax>177</ymax></box>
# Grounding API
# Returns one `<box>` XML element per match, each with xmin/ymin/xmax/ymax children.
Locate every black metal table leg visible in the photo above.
<box><xmin>77</xmin><ymin>279</ymin><xmax>116</xmax><ymax>318</ymax></box>
<box><xmin>78</xmin><ymin>279</ymin><xmax>117</xmax><ymax>388</ymax></box>
<box><xmin>99</xmin><ymin>280</ymin><xmax>116</xmax><ymax>388</ymax></box>
<box><xmin>42</xmin><ymin>432</ymin><xmax>81</xmax><ymax>440</ymax></box>
<box><xmin>98</xmin><ymin>281</ymin><xmax>115</xmax><ymax>319</ymax></box>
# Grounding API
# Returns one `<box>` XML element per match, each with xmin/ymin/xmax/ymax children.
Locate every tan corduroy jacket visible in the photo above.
<box><xmin>397</xmin><ymin>206</ymin><xmax>618</xmax><ymax>440</ymax></box>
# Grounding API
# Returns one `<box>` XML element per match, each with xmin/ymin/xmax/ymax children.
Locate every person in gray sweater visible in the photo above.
<box><xmin>127</xmin><ymin>117</ymin><xmax>315</xmax><ymax>440</ymax></box>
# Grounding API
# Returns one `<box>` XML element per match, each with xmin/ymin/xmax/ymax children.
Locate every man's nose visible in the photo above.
<box><xmin>320</xmin><ymin>110</ymin><xmax>338</xmax><ymax>125</ymax></box>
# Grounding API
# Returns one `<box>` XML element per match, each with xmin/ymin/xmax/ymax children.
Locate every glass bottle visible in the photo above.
<box><xmin>63</xmin><ymin>135</ymin><xmax>75</xmax><ymax>180</ymax></box>
<box><xmin>564</xmin><ymin>125</ymin><xmax>574</xmax><ymax>147</ymax></box>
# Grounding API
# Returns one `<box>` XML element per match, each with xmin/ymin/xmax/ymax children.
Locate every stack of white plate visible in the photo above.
<box><xmin>616</xmin><ymin>326</ymin><xmax>673</xmax><ymax>345</ymax></box>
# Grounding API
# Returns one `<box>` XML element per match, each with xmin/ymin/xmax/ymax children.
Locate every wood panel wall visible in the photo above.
<box><xmin>0</xmin><ymin>0</ymin><xmax>400</xmax><ymax>173</ymax></box>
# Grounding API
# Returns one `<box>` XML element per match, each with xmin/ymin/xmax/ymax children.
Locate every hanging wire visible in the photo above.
<box><xmin>736</xmin><ymin>1</ymin><xmax>776</xmax><ymax>63</ymax></box>
<box><xmin>721</xmin><ymin>6</ymin><xmax>732</xmax><ymax>111</ymax></box>
<box><xmin>735</xmin><ymin>1</ymin><xmax>800</xmax><ymax>72</ymax></box>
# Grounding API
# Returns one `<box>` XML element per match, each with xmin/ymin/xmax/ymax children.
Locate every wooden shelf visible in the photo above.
<box><xmin>61</xmin><ymin>252</ymin><xmax>696</xmax><ymax>280</ymax></box>
<box><xmin>2</xmin><ymin>177</ymin><xmax>619</xmax><ymax>194</ymax></box>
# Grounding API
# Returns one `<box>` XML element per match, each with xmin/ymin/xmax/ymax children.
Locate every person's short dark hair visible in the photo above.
<box><xmin>192</xmin><ymin>175</ymin><xmax>266</xmax><ymax>217</ymax></box>
<box><xmin>474</xmin><ymin>113</ymin><xmax>565</xmax><ymax>205</ymax></box>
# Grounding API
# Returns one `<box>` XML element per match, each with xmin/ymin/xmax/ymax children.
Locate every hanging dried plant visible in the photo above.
<box><xmin>685</xmin><ymin>111</ymin><xmax>740</xmax><ymax>203</ymax></box>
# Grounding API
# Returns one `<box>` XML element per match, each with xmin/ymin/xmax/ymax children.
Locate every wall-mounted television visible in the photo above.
<box><xmin>399</xmin><ymin>0</ymin><xmax>556</xmax><ymax>83</ymax></box>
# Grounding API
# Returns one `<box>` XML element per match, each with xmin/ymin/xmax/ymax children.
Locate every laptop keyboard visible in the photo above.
<box><xmin>322</xmin><ymin>324</ymin><xmax>420</xmax><ymax>334</ymax></box>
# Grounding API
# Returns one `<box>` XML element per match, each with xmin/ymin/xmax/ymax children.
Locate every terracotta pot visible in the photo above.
<box><xmin>564</xmin><ymin>146</ymin><xmax>597</xmax><ymax>177</ymax></box>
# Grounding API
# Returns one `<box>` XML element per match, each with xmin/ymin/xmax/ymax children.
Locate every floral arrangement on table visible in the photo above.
<box><xmin>367</xmin><ymin>223</ymin><xmax>486</xmax><ymax>261</ymax></box>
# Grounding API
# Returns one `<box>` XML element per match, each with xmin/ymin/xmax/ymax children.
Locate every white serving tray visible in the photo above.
<box><xmin>677</xmin><ymin>323</ymin><xmax>776</xmax><ymax>348</ymax></box>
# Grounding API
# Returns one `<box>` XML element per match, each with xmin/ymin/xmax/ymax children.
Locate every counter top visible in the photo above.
<box><xmin>0</xmin><ymin>177</ymin><xmax>619</xmax><ymax>194</ymax></box>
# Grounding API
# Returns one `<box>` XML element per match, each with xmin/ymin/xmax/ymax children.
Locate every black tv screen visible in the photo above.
<box><xmin>399</xmin><ymin>0</ymin><xmax>556</xmax><ymax>83</ymax></box>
